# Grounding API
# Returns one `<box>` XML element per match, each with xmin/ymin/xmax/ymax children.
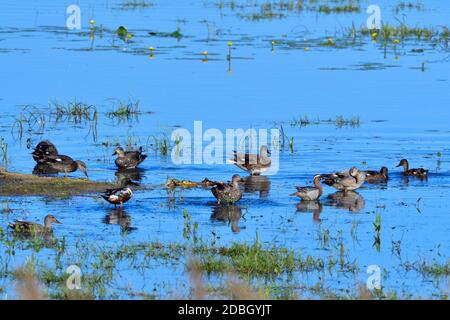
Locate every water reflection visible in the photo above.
<box><xmin>102</xmin><ymin>208</ymin><xmax>137</xmax><ymax>234</ymax></box>
<box><xmin>115</xmin><ymin>168</ymin><xmax>144</xmax><ymax>185</ymax></box>
<box><xmin>324</xmin><ymin>191</ymin><xmax>366</xmax><ymax>213</ymax></box>
<box><xmin>241</xmin><ymin>176</ymin><xmax>271</xmax><ymax>199</ymax></box>
<box><xmin>295</xmin><ymin>200</ymin><xmax>323</xmax><ymax>223</ymax></box>
<box><xmin>211</xmin><ymin>204</ymin><xmax>243</xmax><ymax>234</ymax></box>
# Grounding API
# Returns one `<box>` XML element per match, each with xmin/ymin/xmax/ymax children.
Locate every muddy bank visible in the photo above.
<box><xmin>0</xmin><ymin>169</ymin><xmax>116</xmax><ymax>196</ymax></box>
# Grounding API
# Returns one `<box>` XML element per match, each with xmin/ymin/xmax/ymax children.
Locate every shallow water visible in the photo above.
<box><xmin>0</xmin><ymin>0</ymin><xmax>449</xmax><ymax>299</ymax></box>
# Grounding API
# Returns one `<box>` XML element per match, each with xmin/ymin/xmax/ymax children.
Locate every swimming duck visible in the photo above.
<box><xmin>211</xmin><ymin>175</ymin><xmax>243</xmax><ymax>204</ymax></box>
<box><xmin>101</xmin><ymin>187</ymin><xmax>133</xmax><ymax>208</ymax></box>
<box><xmin>363</xmin><ymin>167</ymin><xmax>389</xmax><ymax>182</ymax></box>
<box><xmin>8</xmin><ymin>214</ymin><xmax>61</xmax><ymax>236</ymax></box>
<box><xmin>290</xmin><ymin>175</ymin><xmax>323</xmax><ymax>201</ymax></box>
<box><xmin>112</xmin><ymin>146</ymin><xmax>147</xmax><ymax>169</ymax></box>
<box><xmin>396</xmin><ymin>159</ymin><xmax>428</xmax><ymax>178</ymax></box>
<box><xmin>321</xmin><ymin>167</ymin><xmax>365</xmax><ymax>192</ymax></box>
<box><xmin>32</xmin><ymin>140</ymin><xmax>59</xmax><ymax>163</ymax></box>
<box><xmin>35</xmin><ymin>154</ymin><xmax>88</xmax><ymax>178</ymax></box>
<box><xmin>229</xmin><ymin>145</ymin><xmax>271</xmax><ymax>176</ymax></box>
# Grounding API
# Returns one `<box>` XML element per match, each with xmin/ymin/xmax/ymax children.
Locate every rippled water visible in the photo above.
<box><xmin>0</xmin><ymin>0</ymin><xmax>449</xmax><ymax>299</ymax></box>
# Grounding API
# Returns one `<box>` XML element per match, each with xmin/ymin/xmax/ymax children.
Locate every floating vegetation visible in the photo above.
<box><xmin>291</xmin><ymin>115</ymin><xmax>360</xmax><ymax>128</ymax></box>
<box><xmin>148</xmin><ymin>26</ymin><xmax>183</xmax><ymax>39</ymax></box>
<box><xmin>394</xmin><ymin>2</ymin><xmax>424</xmax><ymax>13</ymax></box>
<box><xmin>318</xmin><ymin>4</ymin><xmax>360</xmax><ymax>14</ymax></box>
<box><xmin>118</xmin><ymin>0</ymin><xmax>154</xmax><ymax>10</ymax></box>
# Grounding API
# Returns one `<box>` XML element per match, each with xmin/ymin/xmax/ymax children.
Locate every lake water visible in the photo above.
<box><xmin>0</xmin><ymin>0</ymin><xmax>449</xmax><ymax>299</ymax></box>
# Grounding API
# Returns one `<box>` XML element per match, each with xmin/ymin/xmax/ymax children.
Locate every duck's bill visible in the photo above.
<box><xmin>54</xmin><ymin>219</ymin><xmax>62</xmax><ymax>225</ymax></box>
<box><xmin>267</xmin><ymin>150</ymin><xmax>271</xmax><ymax>155</ymax></box>
<box><xmin>112</xmin><ymin>151</ymin><xmax>117</xmax><ymax>156</ymax></box>
<box><xmin>396</xmin><ymin>164</ymin><xmax>401</xmax><ymax>167</ymax></box>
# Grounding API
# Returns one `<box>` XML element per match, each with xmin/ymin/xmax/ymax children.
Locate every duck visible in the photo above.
<box><xmin>32</xmin><ymin>140</ymin><xmax>59</xmax><ymax>162</ymax></box>
<box><xmin>211</xmin><ymin>174</ymin><xmax>243</xmax><ymax>204</ymax></box>
<box><xmin>363</xmin><ymin>167</ymin><xmax>389</xmax><ymax>182</ymax></box>
<box><xmin>101</xmin><ymin>187</ymin><xmax>133</xmax><ymax>208</ymax></box>
<box><xmin>290</xmin><ymin>175</ymin><xmax>323</xmax><ymax>201</ymax></box>
<box><xmin>112</xmin><ymin>146</ymin><xmax>147</xmax><ymax>169</ymax></box>
<box><xmin>229</xmin><ymin>145</ymin><xmax>271</xmax><ymax>176</ymax></box>
<box><xmin>396</xmin><ymin>159</ymin><xmax>428</xmax><ymax>178</ymax></box>
<box><xmin>8</xmin><ymin>214</ymin><xmax>61</xmax><ymax>236</ymax></box>
<box><xmin>35</xmin><ymin>154</ymin><xmax>88</xmax><ymax>178</ymax></box>
<box><xmin>321</xmin><ymin>167</ymin><xmax>365</xmax><ymax>192</ymax></box>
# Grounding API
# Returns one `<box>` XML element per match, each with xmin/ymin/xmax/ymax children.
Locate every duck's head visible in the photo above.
<box><xmin>44</xmin><ymin>215</ymin><xmax>62</xmax><ymax>228</ymax></box>
<box><xmin>76</xmin><ymin>160</ymin><xmax>88</xmax><ymax>178</ymax></box>
<box><xmin>231</xmin><ymin>174</ymin><xmax>243</xmax><ymax>186</ymax></box>
<box><xmin>380</xmin><ymin>166</ymin><xmax>389</xmax><ymax>177</ymax></box>
<box><xmin>349</xmin><ymin>167</ymin><xmax>359</xmax><ymax>177</ymax></box>
<box><xmin>112</xmin><ymin>146</ymin><xmax>125</xmax><ymax>157</ymax></box>
<box><xmin>396</xmin><ymin>159</ymin><xmax>409</xmax><ymax>169</ymax></box>
<box><xmin>260</xmin><ymin>145</ymin><xmax>271</xmax><ymax>156</ymax></box>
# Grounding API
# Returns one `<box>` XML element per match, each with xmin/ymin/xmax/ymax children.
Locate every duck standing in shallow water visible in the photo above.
<box><xmin>35</xmin><ymin>154</ymin><xmax>88</xmax><ymax>178</ymax></box>
<box><xmin>290</xmin><ymin>175</ymin><xmax>323</xmax><ymax>201</ymax></box>
<box><xmin>229</xmin><ymin>145</ymin><xmax>271</xmax><ymax>176</ymax></box>
<box><xmin>211</xmin><ymin>175</ymin><xmax>243</xmax><ymax>204</ymax></box>
<box><xmin>113</xmin><ymin>146</ymin><xmax>147</xmax><ymax>169</ymax></box>
<box><xmin>101</xmin><ymin>187</ymin><xmax>133</xmax><ymax>208</ymax></box>
<box><xmin>321</xmin><ymin>167</ymin><xmax>365</xmax><ymax>192</ymax></box>
<box><xmin>363</xmin><ymin>167</ymin><xmax>389</xmax><ymax>182</ymax></box>
<box><xmin>396</xmin><ymin>159</ymin><xmax>428</xmax><ymax>178</ymax></box>
<box><xmin>8</xmin><ymin>215</ymin><xmax>61</xmax><ymax>236</ymax></box>
<box><xmin>32</xmin><ymin>140</ymin><xmax>59</xmax><ymax>162</ymax></box>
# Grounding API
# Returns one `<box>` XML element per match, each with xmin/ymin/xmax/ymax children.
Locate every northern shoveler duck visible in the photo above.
<box><xmin>8</xmin><ymin>214</ymin><xmax>61</xmax><ymax>236</ymax></box>
<box><xmin>290</xmin><ymin>175</ymin><xmax>323</xmax><ymax>201</ymax></box>
<box><xmin>32</xmin><ymin>140</ymin><xmax>59</xmax><ymax>163</ymax></box>
<box><xmin>35</xmin><ymin>154</ymin><xmax>88</xmax><ymax>178</ymax></box>
<box><xmin>321</xmin><ymin>167</ymin><xmax>365</xmax><ymax>192</ymax></box>
<box><xmin>396</xmin><ymin>159</ymin><xmax>428</xmax><ymax>178</ymax></box>
<box><xmin>101</xmin><ymin>187</ymin><xmax>133</xmax><ymax>208</ymax></box>
<box><xmin>229</xmin><ymin>145</ymin><xmax>271</xmax><ymax>176</ymax></box>
<box><xmin>363</xmin><ymin>167</ymin><xmax>389</xmax><ymax>182</ymax></box>
<box><xmin>113</xmin><ymin>146</ymin><xmax>147</xmax><ymax>169</ymax></box>
<box><xmin>211</xmin><ymin>175</ymin><xmax>243</xmax><ymax>204</ymax></box>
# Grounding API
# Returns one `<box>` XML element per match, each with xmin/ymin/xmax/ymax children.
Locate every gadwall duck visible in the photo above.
<box><xmin>211</xmin><ymin>174</ymin><xmax>243</xmax><ymax>204</ymax></box>
<box><xmin>36</xmin><ymin>154</ymin><xmax>88</xmax><ymax>178</ymax></box>
<box><xmin>321</xmin><ymin>167</ymin><xmax>365</xmax><ymax>192</ymax></box>
<box><xmin>32</xmin><ymin>140</ymin><xmax>59</xmax><ymax>162</ymax></box>
<box><xmin>363</xmin><ymin>167</ymin><xmax>389</xmax><ymax>182</ymax></box>
<box><xmin>8</xmin><ymin>214</ymin><xmax>61</xmax><ymax>236</ymax></box>
<box><xmin>113</xmin><ymin>146</ymin><xmax>147</xmax><ymax>169</ymax></box>
<box><xmin>229</xmin><ymin>145</ymin><xmax>271</xmax><ymax>176</ymax></box>
<box><xmin>101</xmin><ymin>187</ymin><xmax>133</xmax><ymax>208</ymax></box>
<box><xmin>396</xmin><ymin>159</ymin><xmax>428</xmax><ymax>178</ymax></box>
<box><xmin>290</xmin><ymin>175</ymin><xmax>323</xmax><ymax>201</ymax></box>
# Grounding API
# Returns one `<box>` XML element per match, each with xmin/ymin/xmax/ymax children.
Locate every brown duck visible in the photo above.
<box><xmin>396</xmin><ymin>159</ymin><xmax>428</xmax><ymax>178</ymax></box>
<box><xmin>113</xmin><ymin>146</ymin><xmax>147</xmax><ymax>169</ymax></box>
<box><xmin>363</xmin><ymin>167</ymin><xmax>389</xmax><ymax>182</ymax></box>
<box><xmin>211</xmin><ymin>175</ymin><xmax>243</xmax><ymax>204</ymax></box>
<box><xmin>8</xmin><ymin>215</ymin><xmax>61</xmax><ymax>236</ymax></box>
<box><xmin>35</xmin><ymin>154</ymin><xmax>88</xmax><ymax>178</ymax></box>
<box><xmin>32</xmin><ymin>140</ymin><xmax>59</xmax><ymax>163</ymax></box>
<box><xmin>229</xmin><ymin>145</ymin><xmax>271</xmax><ymax>176</ymax></box>
<box><xmin>290</xmin><ymin>175</ymin><xmax>323</xmax><ymax>201</ymax></box>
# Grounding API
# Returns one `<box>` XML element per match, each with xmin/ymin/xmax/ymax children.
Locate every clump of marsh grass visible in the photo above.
<box><xmin>13</xmin><ymin>259</ymin><xmax>48</xmax><ymax>300</ymax></box>
<box><xmin>106</xmin><ymin>98</ymin><xmax>141</xmax><ymax>120</ymax></box>
<box><xmin>0</xmin><ymin>138</ymin><xmax>8</xmax><ymax>164</ymax></box>
<box><xmin>50</xmin><ymin>99</ymin><xmax>97</xmax><ymax>123</ymax></box>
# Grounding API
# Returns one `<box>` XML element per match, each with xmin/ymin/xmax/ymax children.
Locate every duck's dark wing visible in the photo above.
<box><xmin>40</xmin><ymin>154</ymin><xmax>73</xmax><ymax>164</ymax></box>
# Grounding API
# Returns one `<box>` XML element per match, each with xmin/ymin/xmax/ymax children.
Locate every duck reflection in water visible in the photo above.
<box><xmin>325</xmin><ymin>191</ymin><xmax>365</xmax><ymax>213</ymax></box>
<box><xmin>240</xmin><ymin>175</ymin><xmax>271</xmax><ymax>199</ymax></box>
<box><xmin>103</xmin><ymin>208</ymin><xmax>137</xmax><ymax>234</ymax></box>
<box><xmin>295</xmin><ymin>201</ymin><xmax>323</xmax><ymax>223</ymax></box>
<box><xmin>115</xmin><ymin>168</ymin><xmax>144</xmax><ymax>185</ymax></box>
<box><xmin>211</xmin><ymin>204</ymin><xmax>243</xmax><ymax>234</ymax></box>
